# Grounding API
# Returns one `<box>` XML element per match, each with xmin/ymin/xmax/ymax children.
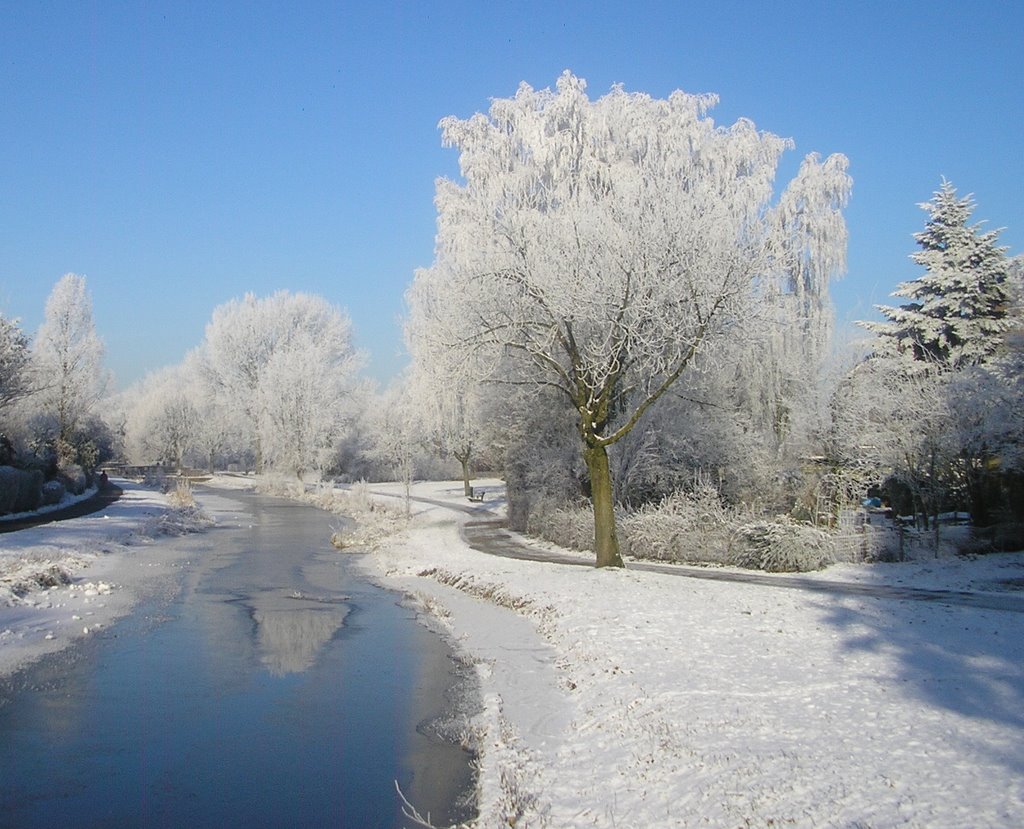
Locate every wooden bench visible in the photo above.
<box><xmin>467</xmin><ymin>487</ymin><xmax>486</xmax><ymax>502</ymax></box>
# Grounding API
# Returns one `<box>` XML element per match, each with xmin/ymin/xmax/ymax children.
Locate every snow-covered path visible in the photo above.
<box><xmin>360</xmin><ymin>480</ymin><xmax>1024</xmax><ymax>828</ymax></box>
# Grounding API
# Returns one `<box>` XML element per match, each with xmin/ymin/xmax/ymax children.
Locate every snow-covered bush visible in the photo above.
<box><xmin>58</xmin><ymin>462</ymin><xmax>87</xmax><ymax>495</ymax></box>
<box><xmin>620</xmin><ymin>482</ymin><xmax>736</xmax><ymax>565</ymax></box>
<box><xmin>0</xmin><ymin>465</ymin><xmax>19</xmax><ymax>513</ymax></box>
<box><xmin>728</xmin><ymin>518</ymin><xmax>835</xmax><ymax>572</ymax></box>
<box><xmin>15</xmin><ymin>468</ymin><xmax>43</xmax><ymax>512</ymax></box>
<box><xmin>167</xmin><ymin>478</ymin><xmax>196</xmax><ymax>509</ymax></box>
<box><xmin>40</xmin><ymin>479</ymin><xmax>65</xmax><ymax>506</ymax></box>
<box><xmin>527</xmin><ymin>482</ymin><xmax>747</xmax><ymax>565</ymax></box>
<box><xmin>526</xmin><ymin>500</ymin><xmax>594</xmax><ymax>552</ymax></box>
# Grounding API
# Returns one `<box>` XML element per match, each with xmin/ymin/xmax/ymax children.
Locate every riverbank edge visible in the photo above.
<box><xmin>0</xmin><ymin>480</ymin><xmax>216</xmax><ymax>680</ymax></box>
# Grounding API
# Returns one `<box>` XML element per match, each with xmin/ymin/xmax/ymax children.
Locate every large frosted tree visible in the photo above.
<box><xmin>33</xmin><ymin>273</ymin><xmax>108</xmax><ymax>451</ymax></box>
<box><xmin>408</xmin><ymin>72</ymin><xmax>850</xmax><ymax>567</ymax></box>
<box><xmin>122</xmin><ymin>364</ymin><xmax>201</xmax><ymax>471</ymax></box>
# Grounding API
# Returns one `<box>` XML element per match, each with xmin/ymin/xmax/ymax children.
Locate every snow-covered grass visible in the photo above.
<box><xmin>0</xmin><ymin>479</ymin><xmax>213</xmax><ymax>677</ymax></box>
<box><xmin>355</xmin><ymin>479</ymin><xmax>1024</xmax><ymax>828</ymax></box>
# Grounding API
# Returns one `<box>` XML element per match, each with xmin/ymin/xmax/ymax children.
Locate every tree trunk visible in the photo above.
<box><xmin>584</xmin><ymin>443</ymin><xmax>625</xmax><ymax>568</ymax></box>
<box><xmin>455</xmin><ymin>451</ymin><xmax>472</xmax><ymax>497</ymax></box>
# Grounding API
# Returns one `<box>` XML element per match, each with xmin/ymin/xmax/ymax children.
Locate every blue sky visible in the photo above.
<box><xmin>1</xmin><ymin>1</ymin><xmax>1021</xmax><ymax>387</ymax></box>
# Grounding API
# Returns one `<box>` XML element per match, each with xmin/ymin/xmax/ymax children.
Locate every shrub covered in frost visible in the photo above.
<box><xmin>526</xmin><ymin>501</ymin><xmax>594</xmax><ymax>552</ymax></box>
<box><xmin>528</xmin><ymin>482</ymin><xmax>744</xmax><ymax>565</ymax></box>
<box><xmin>727</xmin><ymin>518</ymin><xmax>835</xmax><ymax>572</ymax></box>
<box><xmin>58</xmin><ymin>462</ymin><xmax>87</xmax><ymax>496</ymax></box>
<box><xmin>0</xmin><ymin>466</ymin><xmax>19</xmax><ymax>514</ymax></box>
<box><xmin>41</xmin><ymin>479</ymin><xmax>66</xmax><ymax>506</ymax></box>
<box><xmin>619</xmin><ymin>483</ymin><xmax>736</xmax><ymax>565</ymax></box>
<box><xmin>15</xmin><ymin>468</ymin><xmax>43</xmax><ymax>513</ymax></box>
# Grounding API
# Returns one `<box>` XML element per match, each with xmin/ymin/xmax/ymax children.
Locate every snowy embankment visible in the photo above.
<box><xmin>0</xmin><ymin>481</ymin><xmax>211</xmax><ymax>677</ymax></box>
<box><xmin>356</xmin><ymin>480</ymin><xmax>1024</xmax><ymax>829</ymax></box>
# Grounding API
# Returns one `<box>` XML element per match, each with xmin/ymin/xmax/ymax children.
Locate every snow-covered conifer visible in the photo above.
<box><xmin>864</xmin><ymin>181</ymin><xmax>1011</xmax><ymax>369</ymax></box>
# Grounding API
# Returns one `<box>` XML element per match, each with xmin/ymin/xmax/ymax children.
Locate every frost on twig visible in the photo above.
<box><xmin>395</xmin><ymin>780</ymin><xmax>440</xmax><ymax>828</ymax></box>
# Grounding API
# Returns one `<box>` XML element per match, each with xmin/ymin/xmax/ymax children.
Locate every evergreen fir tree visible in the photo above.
<box><xmin>864</xmin><ymin>180</ymin><xmax>1011</xmax><ymax>369</ymax></box>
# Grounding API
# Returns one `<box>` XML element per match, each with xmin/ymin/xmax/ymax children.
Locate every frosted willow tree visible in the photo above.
<box><xmin>408</xmin><ymin>72</ymin><xmax>850</xmax><ymax>567</ymax></box>
<box><xmin>33</xmin><ymin>274</ymin><xmax>108</xmax><ymax>452</ymax></box>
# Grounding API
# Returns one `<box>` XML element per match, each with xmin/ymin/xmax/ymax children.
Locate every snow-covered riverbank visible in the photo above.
<box><xmin>357</xmin><ymin>480</ymin><xmax>1024</xmax><ymax>828</ymax></box>
<box><xmin>0</xmin><ymin>481</ymin><xmax>209</xmax><ymax>677</ymax></box>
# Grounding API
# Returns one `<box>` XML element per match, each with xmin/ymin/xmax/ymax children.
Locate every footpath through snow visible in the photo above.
<box><xmin>358</xmin><ymin>480</ymin><xmax>1024</xmax><ymax>829</ymax></box>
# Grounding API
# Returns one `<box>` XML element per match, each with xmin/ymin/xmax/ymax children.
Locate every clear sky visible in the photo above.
<box><xmin>1</xmin><ymin>1</ymin><xmax>1021</xmax><ymax>388</ymax></box>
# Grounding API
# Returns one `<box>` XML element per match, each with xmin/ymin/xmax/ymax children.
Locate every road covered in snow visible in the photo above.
<box><xmin>358</xmin><ymin>480</ymin><xmax>1024</xmax><ymax>828</ymax></box>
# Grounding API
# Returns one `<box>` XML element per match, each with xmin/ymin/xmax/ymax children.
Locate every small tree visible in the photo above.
<box><xmin>409</xmin><ymin>72</ymin><xmax>850</xmax><ymax>567</ymax></box>
<box><xmin>405</xmin><ymin>316</ymin><xmax>489</xmax><ymax>496</ymax></box>
<box><xmin>32</xmin><ymin>274</ymin><xmax>109</xmax><ymax>459</ymax></box>
<box><xmin>367</xmin><ymin>379</ymin><xmax>424</xmax><ymax>515</ymax></box>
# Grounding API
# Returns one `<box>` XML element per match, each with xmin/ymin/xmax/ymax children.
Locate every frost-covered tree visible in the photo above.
<box><xmin>850</xmin><ymin>186</ymin><xmax>1019</xmax><ymax>530</ymax></box>
<box><xmin>258</xmin><ymin>326</ymin><xmax>361</xmax><ymax>479</ymax></box>
<box><xmin>32</xmin><ymin>273</ymin><xmax>108</xmax><ymax>454</ymax></box>
<box><xmin>200</xmin><ymin>291</ymin><xmax>361</xmax><ymax>477</ymax></box>
<box><xmin>365</xmin><ymin>378</ymin><xmax>425</xmax><ymax>514</ymax></box>
<box><xmin>408</xmin><ymin>72</ymin><xmax>850</xmax><ymax>566</ymax></box>
<box><xmin>0</xmin><ymin>312</ymin><xmax>32</xmax><ymax>415</ymax></box>
<box><xmin>832</xmin><ymin>351</ymin><xmax>957</xmax><ymax>532</ymax></box>
<box><xmin>405</xmin><ymin>314</ymin><xmax>491</xmax><ymax>496</ymax></box>
<box><xmin>123</xmin><ymin>365</ymin><xmax>200</xmax><ymax>471</ymax></box>
<box><xmin>863</xmin><ymin>181</ymin><xmax>1011</xmax><ymax>369</ymax></box>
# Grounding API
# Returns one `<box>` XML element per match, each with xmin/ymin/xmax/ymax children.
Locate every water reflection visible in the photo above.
<box><xmin>0</xmin><ymin>490</ymin><xmax>476</xmax><ymax>829</ymax></box>
<box><xmin>250</xmin><ymin>593</ymin><xmax>349</xmax><ymax>676</ymax></box>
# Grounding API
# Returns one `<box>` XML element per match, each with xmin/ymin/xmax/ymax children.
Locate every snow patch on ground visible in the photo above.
<box><xmin>356</xmin><ymin>480</ymin><xmax>1024</xmax><ymax>829</ymax></box>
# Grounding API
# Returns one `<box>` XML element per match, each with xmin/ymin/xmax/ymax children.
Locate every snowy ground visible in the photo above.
<box><xmin>0</xmin><ymin>481</ymin><xmax>205</xmax><ymax>677</ymax></box>
<box><xmin>355</xmin><ymin>480</ymin><xmax>1024</xmax><ymax>829</ymax></box>
<box><xmin>3</xmin><ymin>477</ymin><xmax>1023</xmax><ymax>827</ymax></box>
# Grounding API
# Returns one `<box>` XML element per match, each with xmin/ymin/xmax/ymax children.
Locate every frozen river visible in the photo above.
<box><xmin>0</xmin><ymin>488</ymin><xmax>475</xmax><ymax>828</ymax></box>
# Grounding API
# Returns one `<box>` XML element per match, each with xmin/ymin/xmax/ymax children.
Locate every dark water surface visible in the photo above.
<box><xmin>0</xmin><ymin>489</ymin><xmax>475</xmax><ymax>829</ymax></box>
